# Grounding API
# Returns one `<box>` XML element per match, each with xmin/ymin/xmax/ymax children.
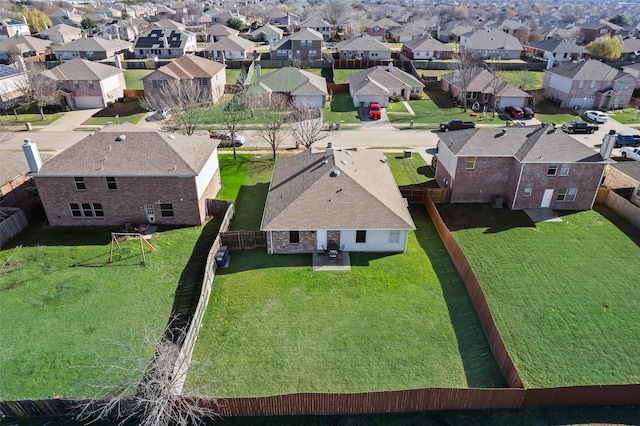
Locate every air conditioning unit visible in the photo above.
<box><xmin>492</xmin><ymin>195</ymin><xmax>504</xmax><ymax>208</ymax></box>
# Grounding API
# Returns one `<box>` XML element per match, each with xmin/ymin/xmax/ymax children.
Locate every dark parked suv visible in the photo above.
<box><xmin>523</xmin><ymin>107</ymin><xmax>535</xmax><ymax>119</ymax></box>
<box><xmin>505</xmin><ymin>106</ymin><xmax>524</xmax><ymax>118</ymax></box>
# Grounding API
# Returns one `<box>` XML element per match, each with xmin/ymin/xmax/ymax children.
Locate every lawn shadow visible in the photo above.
<box><xmin>91</xmin><ymin>99</ymin><xmax>146</xmax><ymax>118</ymax></box>
<box><xmin>437</xmin><ymin>203</ymin><xmax>535</xmax><ymax>233</ymax></box>
<box><xmin>1</xmin><ymin>219</ymin><xmax>116</xmax><ymax>249</ymax></box>
<box><xmin>215</xmin><ymin>249</ymin><xmax>311</xmax><ymax>275</ymax></box>
<box><xmin>592</xmin><ymin>205</ymin><xmax>640</xmax><ymax>248</ymax></box>
<box><xmin>231</xmin><ymin>182</ymin><xmax>270</xmax><ymax>230</ymax></box>
<box><xmin>410</xmin><ymin>205</ymin><xmax>507</xmax><ymax>388</ymax></box>
<box><xmin>424</xmin><ymin>89</ymin><xmax>456</xmax><ymax>108</ymax></box>
<box><xmin>348</xmin><ymin>251</ymin><xmax>396</xmax><ymax>266</ymax></box>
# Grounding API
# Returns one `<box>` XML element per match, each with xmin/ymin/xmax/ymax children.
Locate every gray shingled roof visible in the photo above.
<box><xmin>298</xmin><ymin>17</ymin><xmax>330</xmax><ymax>28</ymax></box>
<box><xmin>38</xmin><ymin>23</ymin><xmax>81</xmax><ymax>38</ymax></box>
<box><xmin>348</xmin><ymin>65</ymin><xmax>423</xmax><ymax>97</ymax></box>
<box><xmin>34</xmin><ymin>123</ymin><xmax>218</xmax><ymax>177</ymax></box>
<box><xmin>403</xmin><ymin>36</ymin><xmax>453</xmax><ymax>52</ymax></box>
<box><xmin>610</xmin><ymin>161</ymin><xmax>640</xmax><ymax>182</ymax></box>
<box><xmin>204</xmin><ymin>24</ymin><xmax>238</xmax><ymax>37</ymax></box>
<box><xmin>545</xmin><ymin>59</ymin><xmax>627</xmax><ymax>81</ymax></box>
<box><xmin>0</xmin><ymin>151</ymin><xmax>51</xmax><ymax>184</ymax></box>
<box><xmin>250</xmin><ymin>24</ymin><xmax>283</xmax><ymax>37</ymax></box>
<box><xmin>337</xmin><ymin>34</ymin><xmax>392</xmax><ymax>52</ymax></box>
<box><xmin>41</xmin><ymin>58</ymin><xmax>123</xmax><ymax>81</ymax></box>
<box><xmin>525</xmin><ymin>39</ymin><xmax>588</xmax><ymax>54</ymax></box>
<box><xmin>143</xmin><ymin>55</ymin><xmax>225</xmax><ymax>80</ymax></box>
<box><xmin>203</xmin><ymin>34</ymin><xmax>254</xmax><ymax>52</ymax></box>
<box><xmin>261</xmin><ymin>149</ymin><xmax>416</xmax><ymax>231</ymax></box>
<box><xmin>256</xmin><ymin>67</ymin><xmax>327</xmax><ymax>96</ymax></box>
<box><xmin>438</xmin><ymin>125</ymin><xmax>609</xmax><ymax>164</ymax></box>
<box><xmin>441</xmin><ymin>69</ymin><xmax>530</xmax><ymax>98</ymax></box>
<box><xmin>0</xmin><ymin>35</ymin><xmax>50</xmax><ymax>52</ymax></box>
<box><xmin>462</xmin><ymin>28</ymin><xmax>522</xmax><ymax>51</ymax></box>
<box><xmin>54</xmin><ymin>36</ymin><xmax>132</xmax><ymax>53</ymax></box>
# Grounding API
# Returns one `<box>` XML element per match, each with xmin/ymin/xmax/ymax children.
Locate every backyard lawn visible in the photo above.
<box><xmin>437</xmin><ymin>204</ymin><xmax>640</xmax><ymax>388</ymax></box>
<box><xmin>185</xmin><ymin>204</ymin><xmax>506</xmax><ymax>396</ymax></box>
<box><xmin>323</xmin><ymin>92</ymin><xmax>361</xmax><ymax>125</ymax></box>
<box><xmin>384</xmin><ymin>152</ymin><xmax>433</xmax><ymax>185</ymax></box>
<box><xmin>123</xmin><ymin>69</ymin><xmax>153</xmax><ymax>90</ymax></box>
<box><xmin>0</xmin><ymin>222</ymin><xmax>211</xmax><ymax>400</ymax></box>
<box><xmin>496</xmin><ymin>71</ymin><xmax>545</xmax><ymax>90</ymax></box>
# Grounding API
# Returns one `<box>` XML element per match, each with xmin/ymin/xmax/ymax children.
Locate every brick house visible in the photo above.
<box><xmin>522</xmin><ymin>39</ymin><xmax>588</xmax><ymax>63</ymax></box>
<box><xmin>250</xmin><ymin>24</ymin><xmax>283</xmax><ymax>44</ymax></box>
<box><xmin>37</xmin><ymin>23</ymin><xmax>82</xmax><ymax>44</ymax></box>
<box><xmin>30</xmin><ymin>123</ymin><xmax>221</xmax><ymax>226</ymax></box>
<box><xmin>543</xmin><ymin>59</ymin><xmax>637</xmax><ymax>109</ymax></box>
<box><xmin>435</xmin><ymin>125</ymin><xmax>611</xmax><ymax>210</ymax></box>
<box><xmin>54</xmin><ymin>36</ymin><xmax>133</xmax><ymax>61</ymax></box>
<box><xmin>577</xmin><ymin>19</ymin><xmax>623</xmax><ymax>44</ymax></box>
<box><xmin>0</xmin><ymin>35</ymin><xmax>50</xmax><ymax>63</ymax></box>
<box><xmin>261</xmin><ymin>146</ymin><xmax>415</xmax><ymax>254</ymax></box>
<box><xmin>40</xmin><ymin>59</ymin><xmax>125</xmax><ymax>110</ymax></box>
<box><xmin>250</xmin><ymin>67</ymin><xmax>327</xmax><ymax>109</ymax></box>
<box><xmin>337</xmin><ymin>34</ymin><xmax>392</xmax><ymax>60</ymax></box>
<box><xmin>459</xmin><ymin>28</ymin><xmax>522</xmax><ymax>60</ymax></box>
<box><xmin>202</xmin><ymin>34</ymin><xmax>255</xmax><ymax>61</ymax></box>
<box><xmin>440</xmin><ymin>69</ymin><xmax>531</xmax><ymax>110</ymax></box>
<box><xmin>133</xmin><ymin>28</ymin><xmax>197</xmax><ymax>59</ymax></box>
<box><xmin>269</xmin><ymin>28</ymin><xmax>323</xmax><ymax>60</ymax></box>
<box><xmin>401</xmin><ymin>36</ymin><xmax>454</xmax><ymax>60</ymax></box>
<box><xmin>348</xmin><ymin>64</ymin><xmax>424</xmax><ymax>107</ymax></box>
<box><xmin>363</xmin><ymin>19</ymin><xmax>385</xmax><ymax>41</ymax></box>
<box><xmin>298</xmin><ymin>17</ymin><xmax>332</xmax><ymax>41</ymax></box>
<box><xmin>142</xmin><ymin>55</ymin><xmax>226</xmax><ymax>104</ymax></box>
<box><xmin>604</xmin><ymin>162</ymin><xmax>640</xmax><ymax>208</ymax></box>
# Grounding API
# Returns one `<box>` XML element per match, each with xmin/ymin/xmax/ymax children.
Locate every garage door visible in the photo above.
<box><xmin>75</xmin><ymin>96</ymin><xmax>104</xmax><ymax>109</ymax></box>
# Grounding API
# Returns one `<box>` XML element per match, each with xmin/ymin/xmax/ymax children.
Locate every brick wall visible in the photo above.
<box><xmin>267</xmin><ymin>230</ymin><xmax>316</xmax><ymax>253</ymax></box>
<box><xmin>543</xmin><ymin>73</ymin><xmax>635</xmax><ymax>108</ymax></box>
<box><xmin>448</xmin><ymin>156</ymin><xmax>516</xmax><ymax>204</ymax></box>
<box><xmin>34</xmin><ymin>175</ymin><xmax>205</xmax><ymax>226</ymax></box>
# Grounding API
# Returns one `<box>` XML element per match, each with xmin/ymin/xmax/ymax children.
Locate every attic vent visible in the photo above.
<box><xmin>116</xmin><ymin>135</ymin><xmax>126</xmax><ymax>141</ymax></box>
<box><xmin>345</xmin><ymin>150</ymin><xmax>351</xmax><ymax>155</ymax></box>
<box><xmin>168</xmin><ymin>134</ymin><xmax>176</xmax><ymax>139</ymax></box>
<box><xmin>330</xmin><ymin>169</ymin><xmax>340</xmax><ymax>177</ymax></box>
<box><xmin>340</xmin><ymin>159</ymin><xmax>348</xmax><ymax>165</ymax></box>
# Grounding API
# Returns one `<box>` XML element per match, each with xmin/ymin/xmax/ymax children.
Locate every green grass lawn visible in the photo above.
<box><xmin>123</xmin><ymin>70</ymin><xmax>153</xmax><ymax>90</ymax></box>
<box><xmin>496</xmin><ymin>71</ymin><xmax>544</xmax><ymax>90</ymax></box>
<box><xmin>0</xmin><ymin>223</ymin><xmax>208</xmax><ymax>400</ymax></box>
<box><xmin>324</xmin><ymin>92</ymin><xmax>361</xmax><ymax>124</ymax></box>
<box><xmin>185</xmin><ymin>204</ymin><xmax>505</xmax><ymax>397</ymax></box>
<box><xmin>384</xmin><ymin>152</ymin><xmax>433</xmax><ymax>185</ymax></box>
<box><xmin>0</xmin><ymin>112</ymin><xmax>63</xmax><ymax>125</ymax></box>
<box><xmin>332</xmin><ymin>69</ymin><xmax>363</xmax><ymax>84</ymax></box>
<box><xmin>226</xmin><ymin>68</ymin><xmax>243</xmax><ymax>84</ymax></box>
<box><xmin>386</xmin><ymin>101</ymin><xmax>408</xmax><ymax>113</ymax></box>
<box><xmin>611</xmin><ymin>108</ymin><xmax>640</xmax><ymax>125</ymax></box>
<box><xmin>389</xmin><ymin>100</ymin><xmax>507</xmax><ymax>125</ymax></box>
<box><xmin>533</xmin><ymin>100</ymin><xmax>580</xmax><ymax>125</ymax></box>
<box><xmin>437</xmin><ymin>204</ymin><xmax>640</xmax><ymax>388</ymax></box>
<box><xmin>82</xmin><ymin>113</ymin><xmax>147</xmax><ymax>126</ymax></box>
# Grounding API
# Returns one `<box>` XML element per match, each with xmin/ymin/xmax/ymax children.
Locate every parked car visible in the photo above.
<box><xmin>614</xmin><ymin>132</ymin><xmax>640</xmax><ymax>148</ymax></box>
<box><xmin>210</xmin><ymin>130</ymin><xmax>245</xmax><ymax>147</ymax></box>
<box><xmin>439</xmin><ymin>119</ymin><xmax>476</xmax><ymax>131</ymax></box>
<box><xmin>620</xmin><ymin>146</ymin><xmax>640</xmax><ymax>160</ymax></box>
<box><xmin>505</xmin><ymin>106</ymin><xmax>524</xmax><ymax>118</ymax></box>
<box><xmin>583</xmin><ymin>110</ymin><xmax>608</xmax><ymax>124</ymax></box>
<box><xmin>561</xmin><ymin>121</ymin><xmax>599</xmax><ymax>134</ymax></box>
<box><xmin>523</xmin><ymin>107</ymin><xmax>535</xmax><ymax>119</ymax></box>
<box><xmin>326</xmin><ymin>43</ymin><xmax>338</xmax><ymax>49</ymax></box>
<box><xmin>369</xmin><ymin>102</ymin><xmax>381</xmax><ymax>120</ymax></box>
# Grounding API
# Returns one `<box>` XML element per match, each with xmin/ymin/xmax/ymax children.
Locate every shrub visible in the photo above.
<box><xmin>411</xmin><ymin>92</ymin><xmax>425</xmax><ymax>100</ymax></box>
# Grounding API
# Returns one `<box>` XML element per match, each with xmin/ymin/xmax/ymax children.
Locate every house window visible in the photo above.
<box><xmin>86</xmin><ymin>51</ymin><xmax>94</xmax><ymax>58</ymax></box>
<box><xmin>88</xmin><ymin>80</ymin><xmax>94</xmax><ymax>89</ymax></box>
<box><xmin>523</xmin><ymin>188</ymin><xmax>532</xmax><ymax>197</ymax></box>
<box><xmin>600</xmin><ymin>28</ymin><xmax>608</xmax><ymax>34</ymax></box>
<box><xmin>578</xmin><ymin>81</ymin><xmax>584</xmax><ymax>88</ymax></box>
<box><xmin>559</xmin><ymin>163</ymin><xmax>570</xmax><ymax>176</ymax></box>
<box><xmin>465</xmin><ymin>156</ymin><xmax>476</xmax><ymax>169</ymax></box>
<box><xmin>152</xmin><ymin>79</ymin><xmax>168</xmax><ymax>89</ymax></box>
<box><xmin>160</xmin><ymin>203</ymin><xmax>174</xmax><ymax>217</ymax></box>
<box><xmin>547</xmin><ymin>163</ymin><xmax>558</xmax><ymax>176</ymax></box>
<box><xmin>70</xmin><ymin>203</ymin><xmax>81</xmax><ymax>217</ymax></box>
<box><xmin>309</xmin><ymin>50</ymin><xmax>317</xmax><ymax>58</ymax></box>
<box><xmin>590</xmin><ymin>80</ymin><xmax>596</xmax><ymax>89</ymax></box>
<box><xmin>389</xmin><ymin>230</ymin><xmax>400</xmax><ymax>243</ymax></box>
<box><xmin>557</xmin><ymin>188</ymin><xmax>578</xmax><ymax>202</ymax></box>
<box><xmin>289</xmin><ymin>231</ymin><xmax>300</xmax><ymax>244</ymax></box>
<box><xmin>196</xmin><ymin>77</ymin><xmax>208</xmax><ymax>86</ymax></box>
<box><xmin>93</xmin><ymin>203</ymin><xmax>104</xmax><ymax>217</ymax></box>
<box><xmin>73</xmin><ymin>80</ymin><xmax>79</xmax><ymax>88</ymax></box>
<box><xmin>106</xmin><ymin>176</ymin><xmax>117</xmax><ymax>190</ymax></box>
<box><xmin>69</xmin><ymin>203</ymin><xmax>103</xmax><ymax>218</ymax></box>
<box><xmin>356</xmin><ymin>230</ymin><xmax>366</xmax><ymax>243</ymax></box>
<box><xmin>74</xmin><ymin>177</ymin><xmax>86</xmax><ymax>190</ymax></box>
<box><xmin>82</xmin><ymin>203</ymin><xmax>93</xmax><ymax>217</ymax></box>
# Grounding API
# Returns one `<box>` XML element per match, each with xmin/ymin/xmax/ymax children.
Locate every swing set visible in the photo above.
<box><xmin>109</xmin><ymin>232</ymin><xmax>156</xmax><ymax>264</ymax></box>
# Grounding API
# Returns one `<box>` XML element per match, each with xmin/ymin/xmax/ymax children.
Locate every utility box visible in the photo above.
<box><xmin>403</xmin><ymin>150</ymin><xmax>412</xmax><ymax>159</ymax></box>
<box><xmin>215</xmin><ymin>246</ymin><xmax>229</xmax><ymax>268</ymax></box>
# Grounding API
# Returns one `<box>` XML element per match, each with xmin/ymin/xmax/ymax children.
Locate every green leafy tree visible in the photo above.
<box><xmin>608</xmin><ymin>14</ymin><xmax>631</xmax><ymax>27</ymax></box>
<box><xmin>586</xmin><ymin>35</ymin><xmax>623</xmax><ymax>61</ymax></box>
<box><xmin>81</xmin><ymin>17</ymin><xmax>99</xmax><ymax>34</ymax></box>
<box><xmin>21</xmin><ymin>9</ymin><xmax>53</xmax><ymax>33</ymax></box>
<box><xmin>227</xmin><ymin>17</ymin><xmax>244</xmax><ymax>31</ymax></box>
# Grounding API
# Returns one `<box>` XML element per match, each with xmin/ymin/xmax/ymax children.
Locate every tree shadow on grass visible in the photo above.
<box><xmin>437</xmin><ymin>203</ymin><xmax>535</xmax><ymax>234</ymax></box>
<box><xmin>411</xmin><ymin>205</ymin><xmax>507</xmax><ymax>388</ymax></box>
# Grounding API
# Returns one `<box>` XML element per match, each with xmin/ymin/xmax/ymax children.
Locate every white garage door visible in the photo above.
<box><xmin>75</xmin><ymin>96</ymin><xmax>104</xmax><ymax>109</ymax></box>
<box><xmin>568</xmin><ymin>97</ymin><xmax>594</xmax><ymax>109</ymax></box>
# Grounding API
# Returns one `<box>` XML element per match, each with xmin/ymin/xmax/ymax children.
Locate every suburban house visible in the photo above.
<box><xmin>348</xmin><ymin>64</ymin><xmax>424</xmax><ymax>107</ymax></box>
<box><xmin>577</xmin><ymin>19</ymin><xmax>623</xmax><ymax>44</ymax></box>
<box><xmin>440</xmin><ymin>69</ymin><xmax>531</xmax><ymax>110</ymax></box>
<box><xmin>620</xmin><ymin>38</ymin><xmax>640</xmax><ymax>62</ymax></box>
<box><xmin>621</xmin><ymin>63</ymin><xmax>640</xmax><ymax>88</ymax></box>
<box><xmin>142</xmin><ymin>55</ymin><xmax>226</xmax><ymax>104</ymax></box>
<box><xmin>272</xmin><ymin>11</ymin><xmax>299</xmax><ymax>31</ymax></box>
<box><xmin>542</xmin><ymin>59</ymin><xmax>637</xmax><ymax>109</ymax></box>
<box><xmin>30</xmin><ymin>123</ymin><xmax>221</xmax><ymax>226</ymax></box>
<box><xmin>252</xmin><ymin>67</ymin><xmax>327</xmax><ymax>109</ymax></box>
<box><xmin>261</xmin><ymin>146</ymin><xmax>416</xmax><ymax>254</ymax></box>
<box><xmin>0</xmin><ymin>64</ymin><xmax>28</xmax><ymax>109</ymax></box>
<box><xmin>401</xmin><ymin>36</ymin><xmax>454</xmax><ymax>60</ymax></box>
<box><xmin>298</xmin><ymin>17</ymin><xmax>332</xmax><ymax>40</ymax></box>
<box><xmin>0</xmin><ymin>35</ymin><xmax>51</xmax><ymax>63</ymax></box>
<box><xmin>40</xmin><ymin>59</ymin><xmax>125</xmax><ymax>109</ymax></box>
<box><xmin>202</xmin><ymin>34</ymin><xmax>255</xmax><ymax>61</ymax></box>
<box><xmin>459</xmin><ymin>28</ymin><xmax>523</xmax><ymax>59</ymax></box>
<box><xmin>1</xmin><ymin>150</ymin><xmax>50</xmax><ymax>208</ymax></box>
<box><xmin>363</xmin><ymin>19</ymin><xmax>385</xmax><ymax>41</ymax></box>
<box><xmin>54</xmin><ymin>36</ymin><xmax>133</xmax><ymax>61</ymax></box>
<box><xmin>434</xmin><ymin>125</ymin><xmax>611</xmax><ymax>210</ymax></box>
<box><xmin>388</xmin><ymin>25</ymin><xmax>426</xmax><ymax>43</ymax></box>
<box><xmin>269</xmin><ymin>28</ymin><xmax>323</xmax><ymax>61</ymax></box>
<box><xmin>101</xmin><ymin>19</ymin><xmax>138</xmax><ymax>42</ymax></box>
<box><xmin>604</xmin><ymin>161</ymin><xmax>640</xmax><ymax>208</ymax></box>
<box><xmin>484</xmin><ymin>19</ymin><xmax>530</xmax><ymax>43</ymax></box>
<box><xmin>522</xmin><ymin>39</ymin><xmax>588</xmax><ymax>63</ymax></box>
<box><xmin>133</xmin><ymin>28</ymin><xmax>197</xmax><ymax>59</ymax></box>
<box><xmin>204</xmin><ymin>24</ymin><xmax>238</xmax><ymax>43</ymax></box>
<box><xmin>436</xmin><ymin>23</ymin><xmax>475</xmax><ymax>43</ymax></box>
<box><xmin>337</xmin><ymin>34</ymin><xmax>392</xmax><ymax>60</ymax></box>
<box><xmin>250</xmin><ymin>24</ymin><xmax>284</xmax><ymax>44</ymax></box>
<box><xmin>37</xmin><ymin>24</ymin><xmax>82</xmax><ymax>44</ymax></box>
<box><xmin>0</xmin><ymin>19</ymin><xmax>30</xmax><ymax>40</ymax></box>
<box><xmin>152</xmin><ymin>18</ymin><xmax>184</xmax><ymax>31</ymax></box>
<box><xmin>47</xmin><ymin>8</ymin><xmax>83</xmax><ymax>27</ymax></box>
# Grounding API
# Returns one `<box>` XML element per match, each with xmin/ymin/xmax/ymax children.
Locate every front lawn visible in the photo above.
<box><xmin>437</xmin><ymin>204</ymin><xmax>640</xmax><ymax>388</ymax></box>
<box><xmin>532</xmin><ymin>100</ymin><xmax>580</xmax><ymax>125</ymax></box>
<box><xmin>610</xmin><ymin>108</ymin><xmax>640</xmax><ymax>125</ymax></box>
<box><xmin>388</xmin><ymin>99</ymin><xmax>508</xmax><ymax>125</ymax></box>
<box><xmin>324</xmin><ymin>92</ymin><xmax>361</xmax><ymax>124</ymax></box>
<box><xmin>185</xmin><ymin>205</ymin><xmax>505</xmax><ymax>396</ymax></box>
<box><xmin>0</xmin><ymin>112</ymin><xmax>63</xmax><ymax>125</ymax></box>
<box><xmin>0</xmin><ymin>223</ymin><xmax>212</xmax><ymax>400</ymax></box>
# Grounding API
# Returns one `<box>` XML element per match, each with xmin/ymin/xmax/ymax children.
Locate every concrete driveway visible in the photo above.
<box><xmin>562</xmin><ymin>116</ymin><xmax>639</xmax><ymax>156</ymax></box>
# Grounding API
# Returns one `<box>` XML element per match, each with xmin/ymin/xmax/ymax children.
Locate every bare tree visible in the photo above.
<box><xmin>291</xmin><ymin>107</ymin><xmax>327</xmax><ymax>149</ymax></box>
<box><xmin>252</xmin><ymin>93</ymin><xmax>293</xmax><ymax>160</ymax></box>
<box><xmin>140</xmin><ymin>80</ymin><xmax>215</xmax><ymax>135</ymax></box>
<box><xmin>450</xmin><ymin>49</ymin><xmax>482</xmax><ymax>112</ymax></box>
<box><xmin>75</xmin><ymin>319</ymin><xmax>219</xmax><ymax>426</ymax></box>
<box><xmin>530</xmin><ymin>90</ymin><xmax>545</xmax><ymax>109</ymax></box>
<box><xmin>321</xmin><ymin>0</ymin><xmax>352</xmax><ymax>26</ymax></box>
<box><xmin>485</xmin><ymin>64</ymin><xmax>505</xmax><ymax>118</ymax></box>
<box><xmin>19</xmin><ymin>64</ymin><xmax>60</xmax><ymax>121</ymax></box>
<box><xmin>215</xmin><ymin>91</ymin><xmax>251</xmax><ymax>160</ymax></box>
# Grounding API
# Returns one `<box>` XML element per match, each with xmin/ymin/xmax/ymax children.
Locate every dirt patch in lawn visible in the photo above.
<box><xmin>91</xmin><ymin>98</ymin><xmax>146</xmax><ymax>118</ymax></box>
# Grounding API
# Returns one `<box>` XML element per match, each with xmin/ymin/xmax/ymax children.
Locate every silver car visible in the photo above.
<box><xmin>583</xmin><ymin>110</ymin><xmax>608</xmax><ymax>124</ymax></box>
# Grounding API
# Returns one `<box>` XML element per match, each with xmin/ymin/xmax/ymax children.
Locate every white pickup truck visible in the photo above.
<box><xmin>620</xmin><ymin>146</ymin><xmax>640</xmax><ymax>161</ymax></box>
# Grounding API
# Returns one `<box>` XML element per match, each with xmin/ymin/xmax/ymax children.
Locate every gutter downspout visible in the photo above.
<box><xmin>512</xmin><ymin>162</ymin><xmax>525</xmax><ymax>209</ymax></box>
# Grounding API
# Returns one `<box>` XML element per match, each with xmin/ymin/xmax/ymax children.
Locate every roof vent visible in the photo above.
<box><xmin>168</xmin><ymin>134</ymin><xmax>176</xmax><ymax>139</ymax></box>
<box><xmin>116</xmin><ymin>134</ymin><xmax>126</xmax><ymax>141</ymax></box>
<box><xmin>330</xmin><ymin>169</ymin><xmax>340</xmax><ymax>177</ymax></box>
<box><xmin>340</xmin><ymin>159</ymin><xmax>348</xmax><ymax>165</ymax></box>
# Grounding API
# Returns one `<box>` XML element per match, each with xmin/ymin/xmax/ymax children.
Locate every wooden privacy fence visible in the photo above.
<box><xmin>400</xmin><ymin>186</ymin><xmax>450</xmax><ymax>204</ymax></box>
<box><xmin>220</xmin><ymin>230</ymin><xmax>266</xmax><ymax>250</ymax></box>
<box><xmin>602</xmin><ymin>190</ymin><xmax>640</xmax><ymax>229</ymax></box>
<box><xmin>0</xmin><ymin>208</ymin><xmax>28</xmax><ymax>248</ymax></box>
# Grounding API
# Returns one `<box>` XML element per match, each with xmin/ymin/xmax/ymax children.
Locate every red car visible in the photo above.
<box><xmin>505</xmin><ymin>105</ymin><xmax>524</xmax><ymax>118</ymax></box>
<box><xmin>369</xmin><ymin>102</ymin><xmax>381</xmax><ymax>120</ymax></box>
